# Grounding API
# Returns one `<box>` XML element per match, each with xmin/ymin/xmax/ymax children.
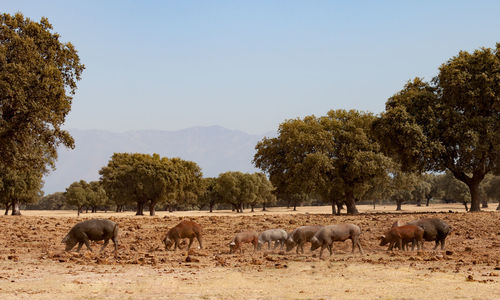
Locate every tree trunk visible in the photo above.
<box><xmin>85</xmin><ymin>207</ymin><xmax>89</xmax><ymax>213</ymax></box>
<box><xmin>372</xmin><ymin>200</ymin><xmax>376</xmax><ymax>210</ymax></box>
<box><xmin>481</xmin><ymin>197</ymin><xmax>488</xmax><ymax>208</ymax></box>
<box><xmin>77</xmin><ymin>205</ymin><xmax>81</xmax><ymax>216</ymax></box>
<box><xmin>262</xmin><ymin>202</ymin><xmax>266</xmax><ymax>211</ymax></box>
<box><xmin>416</xmin><ymin>198</ymin><xmax>421</xmax><ymax>207</ymax></box>
<box><xmin>463</xmin><ymin>200</ymin><xmax>469</xmax><ymax>212</ymax></box>
<box><xmin>293</xmin><ymin>202</ymin><xmax>297</xmax><ymax>211</ymax></box>
<box><xmin>396</xmin><ymin>199</ymin><xmax>402</xmax><ymax>211</ymax></box>
<box><xmin>4</xmin><ymin>203</ymin><xmax>11</xmax><ymax>215</ymax></box>
<box><xmin>496</xmin><ymin>201</ymin><xmax>500</xmax><ymax>210</ymax></box>
<box><xmin>209</xmin><ymin>202</ymin><xmax>214</xmax><ymax>213</ymax></box>
<box><xmin>149</xmin><ymin>201</ymin><xmax>156</xmax><ymax>216</ymax></box>
<box><xmin>425</xmin><ymin>196</ymin><xmax>431</xmax><ymax>207</ymax></box>
<box><xmin>136</xmin><ymin>201</ymin><xmax>145</xmax><ymax>216</ymax></box>
<box><xmin>11</xmin><ymin>199</ymin><xmax>21</xmax><ymax>215</ymax></box>
<box><xmin>467</xmin><ymin>181</ymin><xmax>481</xmax><ymax>212</ymax></box>
<box><xmin>344</xmin><ymin>189</ymin><xmax>359</xmax><ymax>215</ymax></box>
<box><xmin>251</xmin><ymin>205</ymin><xmax>254</xmax><ymax>212</ymax></box>
<box><xmin>331</xmin><ymin>198</ymin><xmax>337</xmax><ymax>215</ymax></box>
<box><xmin>239</xmin><ymin>203</ymin><xmax>243</xmax><ymax>213</ymax></box>
<box><xmin>336</xmin><ymin>202</ymin><xmax>342</xmax><ymax>215</ymax></box>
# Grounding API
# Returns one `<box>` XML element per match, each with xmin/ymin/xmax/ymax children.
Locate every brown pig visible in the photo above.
<box><xmin>163</xmin><ymin>220</ymin><xmax>203</xmax><ymax>251</ymax></box>
<box><xmin>380</xmin><ymin>224</ymin><xmax>424</xmax><ymax>251</ymax></box>
<box><xmin>229</xmin><ymin>231</ymin><xmax>259</xmax><ymax>254</ymax></box>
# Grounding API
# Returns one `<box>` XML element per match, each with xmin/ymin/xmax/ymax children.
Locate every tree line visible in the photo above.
<box><xmin>24</xmin><ymin>170</ymin><xmax>500</xmax><ymax>214</ymax></box>
<box><xmin>23</xmin><ymin>153</ymin><xmax>275</xmax><ymax>216</ymax></box>
<box><xmin>1</xmin><ymin>13</ymin><xmax>499</xmax><ymax>215</ymax></box>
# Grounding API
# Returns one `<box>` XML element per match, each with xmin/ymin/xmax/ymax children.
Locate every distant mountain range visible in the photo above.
<box><xmin>42</xmin><ymin>126</ymin><xmax>274</xmax><ymax>194</ymax></box>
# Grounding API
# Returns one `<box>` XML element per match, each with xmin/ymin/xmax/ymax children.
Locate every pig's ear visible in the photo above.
<box><xmin>379</xmin><ymin>235</ymin><xmax>385</xmax><ymax>240</ymax></box>
<box><xmin>229</xmin><ymin>242</ymin><xmax>235</xmax><ymax>246</ymax></box>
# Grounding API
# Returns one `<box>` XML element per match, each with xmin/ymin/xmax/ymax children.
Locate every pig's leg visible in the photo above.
<box><xmin>433</xmin><ymin>240</ymin><xmax>439</xmax><ymax>250</ymax></box>
<box><xmin>351</xmin><ymin>238</ymin><xmax>355</xmax><ymax>253</ymax></box>
<box><xmin>83</xmin><ymin>236</ymin><xmax>94</xmax><ymax>252</ymax></box>
<box><xmin>196</xmin><ymin>234</ymin><xmax>203</xmax><ymax>249</ymax></box>
<box><xmin>397</xmin><ymin>239</ymin><xmax>402</xmax><ymax>251</ymax></box>
<box><xmin>100</xmin><ymin>239</ymin><xmax>109</xmax><ymax>253</ymax></box>
<box><xmin>328</xmin><ymin>243</ymin><xmax>333</xmax><ymax>256</ymax></box>
<box><xmin>319</xmin><ymin>244</ymin><xmax>325</xmax><ymax>258</ymax></box>
<box><xmin>273</xmin><ymin>241</ymin><xmax>279</xmax><ymax>250</ymax></box>
<box><xmin>357</xmin><ymin>240</ymin><xmax>364</xmax><ymax>255</ymax></box>
<box><xmin>76</xmin><ymin>242</ymin><xmax>84</xmax><ymax>252</ymax></box>
<box><xmin>296</xmin><ymin>242</ymin><xmax>300</xmax><ymax>254</ymax></box>
<box><xmin>112</xmin><ymin>236</ymin><xmax>118</xmax><ymax>254</ymax></box>
<box><xmin>187</xmin><ymin>237</ymin><xmax>194</xmax><ymax>250</ymax></box>
<box><xmin>267</xmin><ymin>241</ymin><xmax>271</xmax><ymax>250</ymax></box>
<box><xmin>440</xmin><ymin>239</ymin><xmax>445</xmax><ymax>250</ymax></box>
<box><xmin>300</xmin><ymin>242</ymin><xmax>305</xmax><ymax>254</ymax></box>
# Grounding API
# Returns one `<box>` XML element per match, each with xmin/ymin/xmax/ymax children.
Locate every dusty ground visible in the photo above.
<box><xmin>0</xmin><ymin>204</ymin><xmax>499</xmax><ymax>299</ymax></box>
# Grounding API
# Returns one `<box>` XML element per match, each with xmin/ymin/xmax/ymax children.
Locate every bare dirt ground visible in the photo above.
<box><xmin>1</xmin><ymin>204</ymin><xmax>499</xmax><ymax>299</ymax></box>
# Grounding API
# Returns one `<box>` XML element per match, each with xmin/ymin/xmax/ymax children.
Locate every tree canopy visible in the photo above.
<box><xmin>255</xmin><ymin>109</ymin><xmax>393</xmax><ymax>214</ymax></box>
<box><xmin>374</xmin><ymin>44</ymin><xmax>500</xmax><ymax>211</ymax></box>
<box><xmin>214</xmin><ymin>171</ymin><xmax>275</xmax><ymax>213</ymax></box>
<box><xmin>99</xmin><ymin>153</ymin><xmax>203</xmax><ymax>216</ymax></box>
<box><xmin>0</xmin><ymin>13</ymin><xmax>84</xmax><ymax>214</ymax></box>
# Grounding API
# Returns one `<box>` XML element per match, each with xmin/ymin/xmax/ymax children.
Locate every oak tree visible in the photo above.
<box><xmin>375</xmin><ymin>44</ymin><xmax>500</xmax><ymax>211</ymax></box>
<box><xmin>0</xmin><ymin>13</ymin><xmax>84</xmax><ymax>214</ymax></box>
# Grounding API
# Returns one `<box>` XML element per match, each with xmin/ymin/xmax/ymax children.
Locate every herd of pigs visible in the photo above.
<box><xmin>62</xmin><ymin>217</ymin><xmax>451</xmax><ymax>259</ymax></box>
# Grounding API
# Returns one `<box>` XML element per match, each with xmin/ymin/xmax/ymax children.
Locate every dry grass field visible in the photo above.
<box><xmin>1</xmin><ymin>204</ymin><xmax>499</xmax><ymax>299</ymax></box>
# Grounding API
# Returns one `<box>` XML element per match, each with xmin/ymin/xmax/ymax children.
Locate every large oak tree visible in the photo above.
<box><xmin>0</xmin><ymin>13</ymin><xmax>84</xmax><ymax>214</ymax></box>
<box><xmin>374</xmin><ymin>44</ymin><xmax>500</xmax><ymax>211</ymax></box>
<box><xmin>99</xmin><ymin>153</ymin><xmax>202</xmax><ymax>216</ymax></box>
<box><xmin>255</xmin><ymin>110</ymin><xmax>392</xmax><ymax>214</ymax></box>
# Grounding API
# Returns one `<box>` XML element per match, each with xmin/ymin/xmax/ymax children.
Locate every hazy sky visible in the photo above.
<box><xmin>3</xmin><ymin>1</ymin><xmax>500</xmax><ymax>134</ymax></box>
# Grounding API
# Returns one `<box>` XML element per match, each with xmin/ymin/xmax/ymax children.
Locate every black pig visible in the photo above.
<box><xmin>62</xmin><ymin>219</ymin><xmax>118</xmax><ymax>254</ymax></box>
<box><xmin>407</xmin><ymin>218</ymin><xmax>451</xmax><ymax>250</ymax></box>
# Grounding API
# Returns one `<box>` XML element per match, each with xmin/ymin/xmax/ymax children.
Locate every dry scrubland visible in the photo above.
<box><xmin>0</xmin><ymin>204</ymin><xmax>499</xmax><ymax>299</ymax></box>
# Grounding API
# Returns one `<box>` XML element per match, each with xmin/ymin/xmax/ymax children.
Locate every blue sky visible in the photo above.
<box><xmin>3</xmin><ymin>1</ymin><xmax>500</xmax><ymax>134</ymax></box>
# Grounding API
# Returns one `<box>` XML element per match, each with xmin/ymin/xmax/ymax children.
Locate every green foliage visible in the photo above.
<box><xmin>27</xmin><ymin>192</ymin><xmax>68</xmax><ymax>210</ymax></box>
<box><xmin>388</xmin><ymin>171</ymin><xmax>418</xmax><ymax>211</ymax></box>
<box><xmin>0</xmin><ymin>13</ymin><xmax>84</xmax><ymax>215</ymax></box>
<box><xmin>169</xmin><ymin>158</ymin><xmax>204</xmax><ymax>210</ymax></box>
<box><xmin>253</xmin><ymin>172</ymin><xmax>276</xmax><ymax>210</ymax></box>
<box><xmin>65</xmin><ymin>180</ymin><xmax>88</xmax><ymax>216</ymax></box>
<box><xmin>64</xmin><ymin>180</ymin><xmax>110</xmax><ymax>215</ymax></box>
<box><xmin>436</xmin><ymin>172</ymin><xmax>471</xmax><ymax>210</ymax></box>
<box><xmin>482</xmin><ymin>174</ymin><xmax>500</xmax><ymax>201</ymax></box>
<box><xmin>198</xmin><ymin>177</ymin><xmax>219</xmax><ymax>212</ymax></box>
<box><xmin>375</xmin><ymin>44</ymin><xmax>500</xmax><ymax>211</ymax></box>
<box><xmin>86</xmin><ymin>181</ymin><xmax>109</xmax><ymax>212</ymax></box>
<box><xmin>254</xmin><ymin>109</ymin><xmax>393</xmax><ymax>214</ymax></box>
<box><xmin>213</xmin><ymin>171</ymin><xmax>274</xmax><ymax>213</ymax></box>
<box><xmin>99</xmin><ymin>153</ymin><xmax>203</xmax><ymax>216</ymax></box>
<box><xmin>0</xmin><ymin>166</ymin><xmax>43</xmax><ymax>214</ymax></box>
